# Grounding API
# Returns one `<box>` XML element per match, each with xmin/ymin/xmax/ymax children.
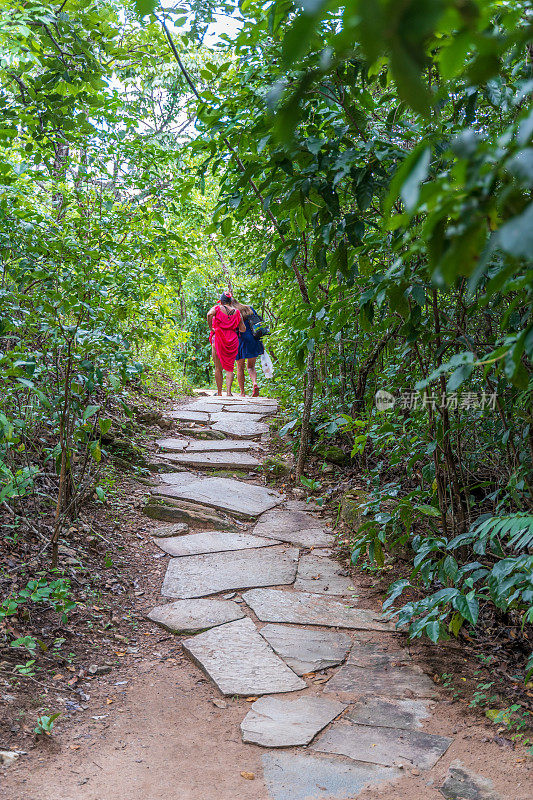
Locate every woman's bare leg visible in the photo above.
<box><xmin>236</xmin><ymin>359</ymin><xmax>246</xmax><ymax>396</ymax></box>
<box><xmin>225</xmin><ymin>370</ymin><xmax>234</xmax><ymax>396</ymax></box>
<box><xmin>212</xmin><ymin>344</ymin><xmax>223</xmax><ymax>395</ymax></box>
<box><xmin>246</xmin><ymin>358</ymin><xmax>258</xmax><ymax>387</ymax></box>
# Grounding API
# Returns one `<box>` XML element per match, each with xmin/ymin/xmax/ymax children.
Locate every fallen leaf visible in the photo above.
<box><xmin>69</xmin><ymin>745</ymin><xmax>81</xmax><ymax>750</ymax></box>
<box><xmin>302</xmin><ymin>672</ymin><xmax>316</xmax><ymax>679</ymax></box>
<box><xmin>245</xmin><ymin>697</ymin><xmax>258</xmax><ymax>702</ymax></box>
<box><xmin>106</xmin><ymin>698</ymin><xmax>113</xmax><ymax>705</ymax></box>
<box><xmin>52</xmin><ymin>674</ymin><xmax>63</xmax><ymax>681</ymax></box>
<box><xmin>240</xmin><ymin>771</ymin><xmax>255</xmax><ymax>780</ymax></box>
<box><xmin>313</xmin><ymin>677</ymin><xmax>329</xmax><ymax>684</ymax></box>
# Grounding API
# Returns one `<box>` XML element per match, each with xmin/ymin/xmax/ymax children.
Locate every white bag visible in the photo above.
<box><xmin>260</xmin><ymin>352</ymin><xmax>274</xmax><ymax>379</ymax></box>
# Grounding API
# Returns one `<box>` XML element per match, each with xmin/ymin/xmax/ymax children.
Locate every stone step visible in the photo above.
<box><xmin>211</xmin><ymin>414</ymin><xmax>270</xmax><ymax>438</ymax></box>
<box><xmin>160</xmin><ymin>450</ymin><xmax>261</xmax><ymax>471</ymax></box>
<box><xmin>295</xmin><ymin>554</ymin><xmax>355</xmax><ymax>596</ymax></box>
<box><xmin>259</xmin><ymin>624</ymin><xmax>352</xmax><ymax>675</ymax></box>
<box><xmin>181</xmin><ymin>400</ymin><xmax>276</xmax><ymax>415</ymax></box>
<box><xmin>161</xmin><ymin>546</ymin><xmax>299</xmax><ymax>599</ymax></box>
<box><xmin>311</xmin><ymin>719</ymin><xmax>451</xmax><ymax>770</ymax></box>
<box><xmin>153</xmin><ymin>530</ymin><xmax>281</xmax><ymax>557</ymax></box>
<box><xmin>346</xmin><ymin>697</ymin><xmax>430</xmax><ymax>731</ymax></box>
<box><xmin>156</xmin><ymin>437</ymin><xmax>260</xmax><ymax>452</ymax></box>
<box><xmin>262</xmin><ymin>752</ymin><xmax>401</xmax><ymax>800</ymax></box>
<box><xmin>242</xmin><ymin>588</ymin><xmax>394</xmax><ymax>631</ymax></box>
<box><xmin>146</xmin><ymin>598</ymin><xmax>245</xmax><ymax>634</ymax></box>
<box><xmin>241</xmin><ymin>696</ymin><xmax>346</xmax><ymax>747</ymax></box>
<box><xmin>152</xmin><ymin>475</ymin><xmax>283</xmax><ymax>518</ymax></box>
<box><xmin>182</xmin><ymin>617</ymin><xmax>305</xmax><ymax>696</ymax></box>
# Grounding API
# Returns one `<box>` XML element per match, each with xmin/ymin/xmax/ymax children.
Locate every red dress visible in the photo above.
<box><xmin>210</xmin><ymin>306</ymin><xmax>242</xmax><ymax>371</ymax></box>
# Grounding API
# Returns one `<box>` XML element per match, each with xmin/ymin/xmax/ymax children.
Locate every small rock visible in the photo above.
<box><xmin>315</xmin><ymin>444</ymin><xmax>349</xmax><ymax>466</ymax></box>
<box><xmin>0</xmin><ymin>751</ymin><xmax>20</xmax><ymax>767</ymax></box>
<box><xmin>240</xmin><ymin>771</ymin><xmax>255</xmax><ymax>780</ymax></box>
<box><xmin>88</xmin><ymin>664</ymin><xmax>112</xmax><ymax>675</ymax></box>
<box><xmin>212</xmin><ymin>699</ymin><xmax>227</xmax><ymax>709</ymax></box>
<box><xmin>340</xmin><ymin>489</ymin><xmax>370</xmax><ymax>527</ymax></box>
<box><xmin>152</xmin><ymin>523</ymin><xmax>189</xmax><ymax>538</ymax></box>
<box><xmin>263</xmin><ymin>455</ymin><xmax>291</xmax><ymax>479</ymax></box>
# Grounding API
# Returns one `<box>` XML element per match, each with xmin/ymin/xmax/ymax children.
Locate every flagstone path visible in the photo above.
<box><xmin>145</xmin><ymin>391</ymin><xmax>455</xmax><ymax>798</ymax></box>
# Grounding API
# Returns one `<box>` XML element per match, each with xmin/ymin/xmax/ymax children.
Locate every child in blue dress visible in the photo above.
<box><xmin>231</xmin><ymin>299</ymin><xmax>265</xmax><ymax>397</ymax></box>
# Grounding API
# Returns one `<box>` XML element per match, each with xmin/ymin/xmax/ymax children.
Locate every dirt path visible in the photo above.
<box><xmin>2</xmin><ymin>393</ymin><xmax>531</xmax><ymax>800</ymax></box>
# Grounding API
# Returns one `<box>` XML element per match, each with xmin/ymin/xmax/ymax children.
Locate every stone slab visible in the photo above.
<box><xmin>153</xmin><ymin>475</ymin><xmax>283</xmax><ymax>517</ymax></box>
<box><xmin>241</xmin><ymin>696</ymin><xmax>346</xmax><ymax>747</ymax></box>
<box><xmin>243</xmin><ymin>589</ymin><xmax>393</xmax><ymax>631</ymax></box>
<box><xmin>440</xmin><ymin>760</ymin><xmax>502</xmax><ymax>800</ymax></box>
<box><xmin>181</xmin><ymin>400</ymin><xmax>275</xmax><ymax>415</ymax></box>
<box><xmin>253</xmin><ymin>509</ymin><xmax>333</xmax><ymax>546</ymax></box>
<box><xmin>254</xmin><ymin>508</ymin><xmax>326</xmax><ymax>535</ymax></box>
<box><xmin>162</xmin><ymin>451</ymin><xmax>261</xmax><ymax>470</ymax></box>
<box><xmin>253</xmin><ymin>525</ymin><xmax>334</xmax><ymax>548</ymax></box>
<box><xmin>262</xmin><ymin>752</ymin><xmax>401</xmax><ymax>800</ymax></box>
<box><xmin>341</xmin><ymin>639</ymin><xmax>410</xmax><ymax>668</ymax></box>
<box><xmin>158</xmin><ymin>472</ymin><xmax>197</xmax><ymax>487</ymax></box>
<box><xmin>157</xmin><ymin>438</ymin><xmax>259</xmax><ymax>453</ymax></box>
<box><xmin>295</xmin><ymin>554</ymin><xmax>355</xmax><ymax>596</ymax></box>
<box><xmin>312</xmin><ymin>720</ymin><xmax>452</xmax><ymax>769</ymax></box>
<box><xmin>191</xmin><ymin>394</ymin><xmax>278</xmax><ymax>406</ymax></box>
<box><xmin>161</xmin><ymin>546</ymin><xmax>298</xmax><ymax>599</ymax></box>
<box><xmin>177</xmin><ymin>427</ymin><xmax>226</xmax><ymax>440</ymax></box>
<box><xmin>179</xmin><ymin>401</ymin><xmax>230</xmax><ymax>413</ymax></box>
<box><xmin>168</xmin><ymin>410</ymin><xmax>210</xmax><ymax>422</ymax></box>
<box><xmin>154</xmin><ymin>530</ymin><xmax>281</xmax><ymax>557</ymax></box>
<box><xmin>211</xmin><ymin>411</ymin><xmax>270</xmax><ymax>423</ymax></box>
<box><xmin>146</xmin><ymin>599</ymin><xmax>244</xmax><ymax>633</ymax></box>
<box><xmin>182</xmin><ymin>617</ymin><xmax>305</xmax><ymax>696</ymax></box>
<box><xmin>211</xmin><ymin>416</ymin><xmax>270</xmax><ymax>438</ymax></box>
<box><xmin>283</xmin><ymin>500</ymin><xmax>321</xmax><ymax>512</ymax></box>
<box><xmin>346</xmin><ymin>698</ymin><xmax>430</xmax><ymax>730</ymax></box>
<box><xmin>259</xmin><ymin>624</ymin><xmax>352</xmax><ymax>675</ymax></box>
<box><xmin>151</xmin><ymin>522</ymin><xmax>189</xmax><ymax>538</ymax></box>
<box><xmin>324</xmin><ymin>660</ymin><xmax>438</xmax><ymax>700</ymax></box>
<box><xmin>155</xmin><ymin>437</ymin><xmax>189</xmax><ymax>451</ymax></box>
<box><xmin>144</xmin><ymin>497</ymin><xmax>237</xmax><ymax>529</ymax></box>
<box><xmin>220</xmin><ymin>403</ymin><xmax>275</xmax><ymax>415</ymax></box>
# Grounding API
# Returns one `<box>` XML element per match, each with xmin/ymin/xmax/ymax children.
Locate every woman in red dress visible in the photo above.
<box><xmin>207</xmin><ymin>292</ymin><xmax>246</xmax><ymax>396</ymax></box>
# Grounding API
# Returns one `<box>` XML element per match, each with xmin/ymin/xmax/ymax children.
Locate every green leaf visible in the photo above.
<box><xmin>83</xmin><ymin>405</ymin><xmax>99</xmax><ymax>422</ymax></box>
<box><xmin>221</xmin><ymin>217</ymin><xmax>233</xmax><ymax>236</ymax></box>
<box><xmin>131</xmin><ymin>0</ymin><xmax>157</xmax><ymax>18</ymax></box>
<box><xmin>497</xmin><ymin>203</ymin><xmax>533</xmax><ymax>259</ymax></box>
<box><xmin>446</xmin><ymin>364</ymin><xmax>472</xmax><ymax>391</ymax></box>
<box><xmin>414</xmin><ymin>504</ymin><xmax>441</xmax><ymax>518</ymax></box>
<box><xmin>385</xmin><ymin>143</ymin><xmax>432</xmax><ymax>216</ymax></box>
<box><xmin>453</xmin><ymin>592</ymin><xmax>479</xmax><ymax>626</ymax></box>
<box><xmin>99</xmin><ymin>418</ymin><xmax>112</xmax><ymax>435</ymax></box>
<box><xmin>389</xmin><ymin>41</ymin><xmax>432</xmax><ymax>118</ymax></box>
<box><xmin>401</xmin><ymin>148</ymin><xmax>430</xmax><ymax>212</ymax></box>
<box><xmin>426</xmin><ymin>620</ymin><xmax>441</xmax><ymax>643</ymax></box>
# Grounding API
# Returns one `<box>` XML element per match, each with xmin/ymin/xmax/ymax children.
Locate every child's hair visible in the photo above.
<box><xmin>231</xmin><ymin>299</ymin><xmax>253</xmax><ymax>318</ymax></box>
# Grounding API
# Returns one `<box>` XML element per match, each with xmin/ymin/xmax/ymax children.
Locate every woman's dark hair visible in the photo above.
<box><xmin>220</xmin><ymin>293</ymin><xmax>232</xmax><ymax>305</ymax></box>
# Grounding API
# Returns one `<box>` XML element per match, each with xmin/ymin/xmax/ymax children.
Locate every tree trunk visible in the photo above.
<box><xmin>295</xmin><ymin>349</ymin><xmax>316</xmax><ymax>481</ymax></box>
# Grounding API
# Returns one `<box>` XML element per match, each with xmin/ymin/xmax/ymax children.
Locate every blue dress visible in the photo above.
<box><xmin>237</xmin><ymin>308</ymin><xmax>265</xmax><ymax>360</ymax></box>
